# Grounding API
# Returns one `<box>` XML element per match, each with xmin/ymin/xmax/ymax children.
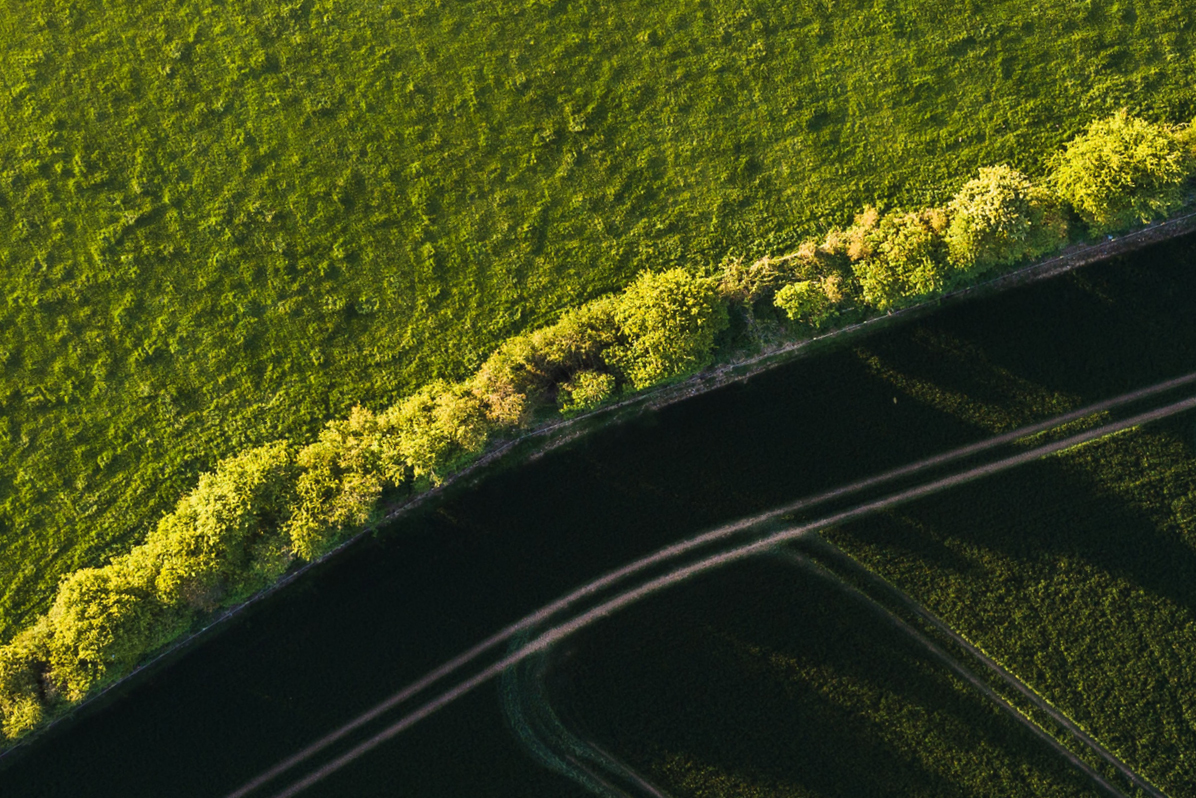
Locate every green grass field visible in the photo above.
<box><xmin>562</xmin><ymin>559</ymin><xmax>1099</xmax><ymax>797</ymax></box>
<box><xmin>2</xmin><ymin>0</ymin><xmax>1195</xmax><ymax>640</ymax></box>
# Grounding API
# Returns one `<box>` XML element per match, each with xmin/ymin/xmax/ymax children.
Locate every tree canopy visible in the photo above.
<box><xmin>611</xmin><ymin>269</ymin><xmax>729</xmax><ymax>390</ymax></box>
<box><xmin>1050</xmin><ymin>111</ymin><xmax>1192</xmax><ymax>233</ymax></box>
<box><xmin>128</xmin><ymin>441</ymin><xmax>297</xmax><ymax>610</ymax></box>
<box><xmin>946</xmin><ymin>166</ymin><xmax>1068</xmax><ymax>273</ymax></box>
<box><xmin>834</xmin><ymin>208</ymin><xmax>952</xmax><ymax>310</ymax></box>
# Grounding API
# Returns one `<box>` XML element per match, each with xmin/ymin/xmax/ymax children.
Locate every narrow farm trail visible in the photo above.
<box><xmin>776</xmin><ymin>544</ymin><xmax>1164</xmax><ymax>798</ymax></box>
<box><xmin>501</xmin><ymin>640</ymin><xmax>671</xmax><ymax>798</ymax></box>
<box><xmin>233</xmin><ymin>386</ymin><xmax>1196</xmax><ymax>798</ymax></box>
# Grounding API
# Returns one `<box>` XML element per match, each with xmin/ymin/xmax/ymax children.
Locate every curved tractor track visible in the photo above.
<box><xmin>501</xmin><ymin>633</ymin><xmax>671</xmax><ymax>798</ymax></box>
<box><xmin>229</xmin><ymin>378</ymin><xmax>1196</xmax><ymax>798</ymax></box>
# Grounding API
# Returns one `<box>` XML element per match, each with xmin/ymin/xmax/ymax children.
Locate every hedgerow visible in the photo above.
<box><xmin>2</xmin><ymin>110</ymin><xmax>1195</xmax><ymax>744</ymax></box>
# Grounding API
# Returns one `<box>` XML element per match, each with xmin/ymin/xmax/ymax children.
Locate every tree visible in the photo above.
<box><xmin>718</xmin><ymin>242</ymin><xmax>846</xmax><ymax>305</ymax></box>
<box><xmin>1179</xmin><ymin>119</ymin><xmax>1196</xmax><ymax>158</ymax></box>
<box><xmin>559</xmin><ymin>370</ymin><xmax>617</xmax><ymax>414</ymax></box>
<box><xmin>471</xmin><ymin>334</ymin><xmax>541</xmax><ymax>427</ymax></box>
<box><xmin>946</xmin><ymin>165</ymin><xmax>1068</xmax><ymax>273</ymax></box>
<box><xmin>531</xmin><ymin>296</ymin><xmax>621</xmax><ymax>376</ymax></box>
<box><xmin>127</xmin><ymin>441</ymin><xmax>297</xmax><ymax>610</ymax></box>
<box><xmin>45</xmin><ymin>562</ymin><xmax>175</xmax><ymax>701</ymax></box>
<box><xmin>382</xmin><ymin>380</ymin><xmax>494</xmax><ymax>485</ymax></box>
<box><xmin>472</xmin><ymin>294</ymin><xmax>621</xmax><ymax>422</ymax></box>
<box><xmin>774</xmin><ymin>280</ymin><xmax>837</xmax><ymax>328</ymax></box>
<box><xmin>285</xmin><ymin>407</ymin><xmax>395</xmax><ymax>561</ymax></box>
<box><xmin>0</xmin><ymin>619</ymin><xmax>52</xmax><ymax>740</ymax></box>
<box><xmin>846</xmin><ymin>208</ymin><xmax>951</xmax><ymax>310</ymax></box>
<box><xmin>610</xmin><ymin>269</ymin><xmax>729</xmax><ymax>390</ymax></box>
<box><xmin>1050</xmin><ymin>110</ymin><xmax>1193</xmax><ymax>234</ymax></box>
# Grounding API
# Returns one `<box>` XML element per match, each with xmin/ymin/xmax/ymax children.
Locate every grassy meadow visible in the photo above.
<box><xmin>2</xmin><ymin>0</ymin><xmax>1195</xmax><ymax>640</ymax></box>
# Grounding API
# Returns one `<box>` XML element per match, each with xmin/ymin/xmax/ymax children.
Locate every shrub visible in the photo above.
<box><xmin>285</xmin><ymin>408</ymin><xmax>394</xmax><ymax>560</ymax></box>
<box><xmin>946</xmin><ymin>166</ymin><xmax>1068</xmax><ymax>273</ymax></box>
<box><xmin>610</xmin><ymin>269</ymin><xmax>729</xmax><ymax>390</ymax></box>
<box><xmin>45</xmin><ymin>562</ymin><xmax>176</xmax><ymax>701</ymax></box>
<box><xmin>848</xmin><ymin>208</ymin><xmax>951</xmax><ymax>310</ymax></box>
<box><xmin>774</xmin><ymin>280</ymin><xmax>837</xmax><ymax>329</ymax></box>
<box><xmin>533</xmin><ymin>296</ymin><xmax>622</xmax><ymax>374</ymax></box>
<box><xmin>559</xmin><ymin>370</ymin><xmax>617</xmax><ymax>414</ymax></box>
<box><xmin>718</xmin><ymin>254</ymin><xmax>795</xmax><ymax>304</ymax></box>
<box><xmin>472</xmin><ymin>295</ymin><xmax>621</xmax><ymax>421</ymax></box>
<box><xmin>0</xmin><ymin>620</ymin><xmax>52</xmax><ymax>740</ymax></box>
<box><xmin>127</xmin><ymin>442</ymin><xmax>297</xmax><ymax>610</ymax></box>
<box><xmin>471</xmin><ymin>334</ymin><xmax>541</xmax><ymax>426</ymax></box>
<box><xmin>1050</xmin><ymin>110</ymin><xmax>1193</xmax><ymax>234</ymax></box>
<box><xmin>1179</xmin><ymin>119</ymin><xmax>1196</xmax><ymax>158</ymax></box>
<box><xmin>716</xmin><ymin>243</ymin><xmax>844</xmax><ymax>305</ymax></box>
<box><xmin>383</xmin><ymin>380</ymin><xmax>495</xmax><ymax>485</ymax></box>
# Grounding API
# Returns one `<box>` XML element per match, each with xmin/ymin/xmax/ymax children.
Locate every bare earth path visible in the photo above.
<box><xmin>231</xmin><ymin>387</ymin><xmax>1196</xmax><ymax>798</ymax></box>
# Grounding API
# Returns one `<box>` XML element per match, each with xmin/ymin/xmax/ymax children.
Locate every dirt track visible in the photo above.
<box><xmin>236</xmin><ymin>392</ymin><xmax>1196</xmax><ymax>798</ymax></box>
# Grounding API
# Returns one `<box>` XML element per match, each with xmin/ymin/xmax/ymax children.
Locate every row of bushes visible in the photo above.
<box><xmin>2</xmin><ymin>110</ymin><xmax>1194</xmax><ymax>742</ymax></box>
<box><xmin>724</xmin><ymin>110</ymin><xmax>1196</xmax><ymax>321</ymax></box>
<box><xmin>0</xmin><ymin>267</ymin><xmax>730</xmax><ymax>740</ymax></box>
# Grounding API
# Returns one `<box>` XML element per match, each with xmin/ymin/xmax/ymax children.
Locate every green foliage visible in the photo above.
<box><xmin>126</xmin><ymin>442</ymin><xmax>297</xmax><ymax>610</ymax></box>
<box><xmin>0</xmin><ymin>620</ymin><xmax>51</xmax><ymax>740</ymax></box>
<box><xmin>610</xmin><ymin>269</ymin><xmax>729</xmax><ymax>390</ymax></box>
<box><xmin>284</xmin><ymin>408</ymin><xmax>395</xmax><ymax>561</ymax></box>
<box><xmin>946</xmin><ymin>166</ymin><xmax>1068</xmax><ymax>273</ymax></box>
<box><xmin>44</xmin><ymin>562</ymin><xmax>176</xmax><ymax>702</ymax></box>
<box><xmin>1050</xmin><ymin>111</ymin><xmax>1194</xmax><ymax>233</ymax></box>
<box><xmin>3</xmin><ymin>0</ymin><xmax>1195</xmax><ymax>645</ymax></box>
<box><xmin>473</xmin><ymin>296</ymin><xmax>622</xmax><ymax>418</ymax></box>
<box><xmin>384</xmin><ymin>381</ymin><xmax>495</xmax><ymax>487</ymax></box>
<box><xmin>843</xmin><ymin>208</ymin><xmax>952</xmax><ymax>310</ymax></box>
<box><xmin>559</xmin><ymin>371</ymin><xmax>617</xmax><ymax>415</ymax></box>
<box><xmin>716</xmin><ymin>241</ymin><xmax>849</xmax><ymax>304</ymax></box>
<box><xmin>774</xmin><ymin>280</ymin><xmax>837</xmax><ymax>329</ymax></box>
<box><xmin>1179</xmin><ymin>119</ymin><xmax>1196</xmax><ymax>158</ymax></box>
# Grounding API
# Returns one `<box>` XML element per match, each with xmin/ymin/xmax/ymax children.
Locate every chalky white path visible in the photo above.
<box><xmin>229</xmin><ymin>375</ymin><xmax>1196</xmax><ymax>798</ymax></box>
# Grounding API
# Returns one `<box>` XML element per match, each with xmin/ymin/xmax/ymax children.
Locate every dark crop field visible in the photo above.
<box><xmin>3</xmin><ymin>0</ymin><xmax>1195</xmax><ymax>640</ymax></box>
<box><xmin>560</xmin><ymin>558</ymin><xmax>1098</xmax><ymax>798</ymax></box>
<box><xmin>537</xmin><ymin>234</ymin><xmax>1196</xmax><ymax>797</ymax></box>
<box><xmin>825</xmin><ymin>412</ymin><xmax>1196</xmax><ymax>796</ymax></box>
